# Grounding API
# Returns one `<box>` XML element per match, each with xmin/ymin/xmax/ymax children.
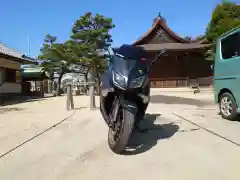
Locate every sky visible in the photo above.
<box><xmin>0</xmin><ymin>0</ymin><xmax>231</xmax><ymax>57</ymax></box>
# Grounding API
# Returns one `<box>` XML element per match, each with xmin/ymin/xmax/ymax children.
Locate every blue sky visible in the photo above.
<box><xmin>0</xmin><ymin>0</ymin><xmax>226</xmax><ymax>57</ymax></box>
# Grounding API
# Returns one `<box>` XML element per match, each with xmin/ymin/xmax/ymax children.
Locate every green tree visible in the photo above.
<box><xmin>195</xmin><ymin>35</ymin><xmax>205</xmax><ymax>41</ymax></box>
<box><xmin>38</xmin><ymin>34</ymin><xmax>76</xmax><ymax>96</ymax></box>
<box><xmin>69</xmin><ymin>12</ymin><xmax>115</xmax><ymax>92</ymax></box>
<box><xmin>205</xmin><ymin>1</ymin><xmax>240</xmax><ymax>60</ymax></box>
<box><xmin>206</xmin><ymin>1</ymin><xmax>240</xmax><ymax>42</ymax></box>
<box><xmin>183</xmin><ymin>36</ymin><xmax>192</xmax><ymax>41</ymax></box>
<box><xmin>38</xmin><ymin>13</ymin><xmax>115</xmax><ymax>95</ymax></box>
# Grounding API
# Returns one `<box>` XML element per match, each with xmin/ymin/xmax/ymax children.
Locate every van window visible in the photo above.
<box><xmin>221</xmin><ymin>32</ymin><xmax>240</xmax><ymax>59</ymax></box>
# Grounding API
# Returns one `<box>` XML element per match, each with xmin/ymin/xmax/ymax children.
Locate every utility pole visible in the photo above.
<box><xmin>27</xmin><ymin>36</ymin><xmax>30</xmax><ymax>57</ymax></box>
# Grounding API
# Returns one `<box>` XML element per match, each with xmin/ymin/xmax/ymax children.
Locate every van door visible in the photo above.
<box><xmin>216</xmin><ymin>31</ymin><xmax>240</xmax><ymax>106</ymax></box>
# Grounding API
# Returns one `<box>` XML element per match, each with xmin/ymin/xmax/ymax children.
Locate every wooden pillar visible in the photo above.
<box><xmin>185</xmin><ymin>52</ymin><xmax>190</xmax><ymax>87</ymax></box>
<box><xmin>66</xmin><ymin>84</ymin><xmax>74</xmax><ymax>110</ymax></box>
<box><xmin>34</xmin><ymin>81</ymin><xmax>37</xmax><ymax>91</ymax></box>
<box><xmin>52</xmin><ymin>81</ymin><xmax>55</xmax><ymax>91</ymax></box>
<box><xmin>40</xmin><ymin>81</ymin><xmax>44</xmax><ymax>98</ymax></box>
<box><xmin>48</xmin><ymin>80</ymin><xmax>52</xmax><ymax>93</ymax></box>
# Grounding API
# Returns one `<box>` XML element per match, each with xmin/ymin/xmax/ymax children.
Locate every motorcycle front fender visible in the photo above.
<box><xmin>119</xmin><ymin>98</ymin><xmax>138</xmax><ymax>115</ymax></box>
<box><xmin>100</xmin><ymin>73</ymin><xmax>114</xmax><ymax>97</ymax></box>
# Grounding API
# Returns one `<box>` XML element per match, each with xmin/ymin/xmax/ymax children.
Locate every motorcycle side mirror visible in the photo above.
<box><xmin>115</xmin><ymin>53</ymin><xmax>124</xmax><ymax>58</ymax></box>
<box><xmin>146</xmin><ymin>49</ymin><xmax>167</xmax><ymax>72</ymax></box>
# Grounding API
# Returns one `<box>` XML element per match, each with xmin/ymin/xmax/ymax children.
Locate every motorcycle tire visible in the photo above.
<box><xmin>108</xmin><ymin>108</ymin><xmax>135</xmax><ymax>154</ymax></box>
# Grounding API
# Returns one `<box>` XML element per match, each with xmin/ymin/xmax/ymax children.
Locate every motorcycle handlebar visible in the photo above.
<box><xmin>147</xmin><ymin>49</ymin><xmax>167</xmax><ymax>72</ymax></box>
<box><xmin>156</xmin><ymin>49</ymin><xmax>167</xmax><ymax>59</ymax></box>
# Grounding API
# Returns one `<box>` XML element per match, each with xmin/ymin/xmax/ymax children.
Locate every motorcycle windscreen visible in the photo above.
<box><xmin>113</xmin><ymin>44</ymin><xmax>145</xmax><ymax>60</ymax></box>
<box><xmin>112</xmin><ymin>55</ymin><xmax>148</xmax><ymax>78</ymax></box>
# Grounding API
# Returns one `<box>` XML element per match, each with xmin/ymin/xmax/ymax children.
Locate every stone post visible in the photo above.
<box><xmin>66</xmin><ymin>84</ymin><xmax>74</xmax><ymax>110</ymax></box>
<box><xmin>89</xmin><ymin>85</ymin><xmax>96</xmax><ymax>110</ymax></box>
<box><xmin>48</xmin><ymin>80</ymin><xmax>52</xmax><ymax>93</ymax></box>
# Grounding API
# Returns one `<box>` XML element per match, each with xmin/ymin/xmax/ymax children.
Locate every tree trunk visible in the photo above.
<box><xmin>56</xmin><ymin>72</ymin><xmax>64</xmax><ymax>96</ymax></box>
<box><xmin>84</xmin><ymin>69</ymin><xmax>89</xmax><ymax>94</ymax></box>
<box><xmin>95</xmin><ymin>75</ymin><xmax>100</xmax><ymax>95</ymax></box>
<box><xmin>92</xmin><ymin>66</ymin><xmax>100</xmax><ymax>95</ymax></box>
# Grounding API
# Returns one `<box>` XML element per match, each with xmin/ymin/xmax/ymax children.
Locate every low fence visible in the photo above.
<box><xmin>150</xmin><ymin>76</ymin><xmax>213</xmax><ymax>88</ymax></box>
<box><xmin>189</xmin><ymin>76</ymin><xmax>213</xmax><ymax>87</ymax></box>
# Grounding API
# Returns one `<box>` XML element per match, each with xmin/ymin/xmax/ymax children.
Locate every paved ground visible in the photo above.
<box><xmin>0</xmin><ymin>89</ymin><xmax>240</xmax><ymax>180</ymax></box>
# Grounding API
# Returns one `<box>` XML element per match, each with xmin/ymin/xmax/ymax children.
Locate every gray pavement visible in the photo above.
<box><xmin>0</xmin><ymin>90</ymin><xmax>240</xmax><ymax>180</ymax></box>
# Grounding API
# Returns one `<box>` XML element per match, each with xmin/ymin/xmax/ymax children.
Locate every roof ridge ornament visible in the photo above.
<box><xmin>158</xmin><ymin>12</ymin><xmax>162</xmax><ymax>18</ymax></box>
<box><xmin>158</xmin><ymin>12</ymin><xmax>166</xmax><ymax>23</ymax></box>
<box><xmin>152</xmin><ymin>12</ymin><xmax>166</xmax><ymax>26</ymax></box>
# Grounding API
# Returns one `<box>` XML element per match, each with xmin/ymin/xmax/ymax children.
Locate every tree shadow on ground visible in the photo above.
<box><xmin>0</xmin><ymin>96</ymin><xmax>53</xmax><ymax>106</ymax></box>
<box><xmin>124</xmin><ymin>113</ymin><xmax>179</xmax><ymax>155</ymax></box>
<box><xmin>150</xmin><ymin>95</ymin><xmax>213</xmax><ymax>107</ymax></box>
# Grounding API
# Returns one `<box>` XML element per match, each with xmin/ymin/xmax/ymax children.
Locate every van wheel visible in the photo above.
<box><xmin>219</xmin><ymin>92</ymin><xmax>238</xmax><ymax>121</ymax></box>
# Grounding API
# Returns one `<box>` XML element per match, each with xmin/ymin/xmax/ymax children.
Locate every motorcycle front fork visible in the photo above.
<box><xmin>109</xmin><ymin>98</ymin><xmax>120</xmax><ymax>128</ymax></box>
<box><xmin>108</xmin><ymin>95</ymin><xmax>148</xmax><ymax>130</ymax></box>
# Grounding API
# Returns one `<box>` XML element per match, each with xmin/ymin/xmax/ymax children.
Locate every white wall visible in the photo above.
<box><xmin>0</xmin><ymin>83</ymin><xmax>21</xmax><ymax>94</ymax></box>
<box><xmin>0</xmin><ymin>56</ymin><xmax>22</xmax><ymax>95</ymax></box>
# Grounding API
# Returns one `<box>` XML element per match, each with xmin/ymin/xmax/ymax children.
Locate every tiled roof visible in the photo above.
<box><xmin>0</xmin><ymin>42</ymin><xmax>37</xmax><ymax>64</ymax></box>
<box><xmin>133</xmin><ymin>16</ymin><xmax>206</xmax><ymax>45</ymax></box>
<box><xmin>0</xmin><ymin>42</ymin><xmax>24</xmax><ymax>59</ymax></box>
<box><xmin>138</xmin><ymin>43</ymin><xmax>211</xmax><ymax>51</ymax></box>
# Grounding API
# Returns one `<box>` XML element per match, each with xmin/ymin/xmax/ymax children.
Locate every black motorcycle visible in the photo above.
<box><xmin>100</xmin><ymin>44</ymin><xmax>165</xmax><ymax>154</ymax></box>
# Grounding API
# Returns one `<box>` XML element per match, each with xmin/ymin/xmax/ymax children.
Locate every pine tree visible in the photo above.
<box><xmin>69</xmin><ymin>12</ymin><xmax>115</xmax><ymax>92</ymax></box>
<box><xmin>205</xmin><ymin>1</ymin><xmax>240</xmax><ymax>60</ymax></box>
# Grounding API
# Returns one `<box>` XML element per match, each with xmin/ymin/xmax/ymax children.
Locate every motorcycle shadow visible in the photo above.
<box><xmin>124</xmin><ymin>113</ymin><xmax>179</xmax><ymax>155</ymax></box>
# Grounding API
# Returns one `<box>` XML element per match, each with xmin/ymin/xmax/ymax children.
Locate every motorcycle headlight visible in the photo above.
<box><xmin>113</xmin><ymin>71</ymin><xmax>125</xmax><ymax>89</ymax></box>
<box><xmin>129</xmin><ymin>76</ymin><xmax>145</xmax><ymax>88</ymax></box>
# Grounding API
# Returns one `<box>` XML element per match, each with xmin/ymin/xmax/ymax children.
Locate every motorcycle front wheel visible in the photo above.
<box><xmin>108</xmin><ymin>107</ymin><xmax>135</xmax><ymax>154</ymax></box>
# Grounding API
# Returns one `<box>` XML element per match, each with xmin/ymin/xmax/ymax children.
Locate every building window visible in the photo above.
<box><xmin>221</xmin><ymin>32</ymin><xmax>240</xmax><ymax>59</ymax></box>
<box><xmin>5</xmin><ymin>68</ymin><xmax>16</xmax><ymax>82</ymax></box>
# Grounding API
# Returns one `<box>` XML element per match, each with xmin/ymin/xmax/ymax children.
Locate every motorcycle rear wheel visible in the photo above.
<box><xmin>108</xmin><ymin>107</ymin><xmax>135</xmax><ymax>154</ymax></box>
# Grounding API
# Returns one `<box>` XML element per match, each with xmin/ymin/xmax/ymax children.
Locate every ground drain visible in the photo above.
<box><xmin>0</xmin><ymin>111</ymin><xmax>76</xmax><ymax>159</ymax></box>
<box><xmin>173</xmin><ymin>113</ymin><xmax>240</xmax><ymax>148</ymax></box>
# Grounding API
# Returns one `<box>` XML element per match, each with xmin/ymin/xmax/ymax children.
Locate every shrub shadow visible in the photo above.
<box><xmin>0</xmin><ymin>107</ymin><xmax>24</xmax><ymax>114</ymax></box>
<box><xmin>73</xmin><ymin>106</ymin><xmax>87</xmax><ymax>110</ymax></box>
<box><xmin>0</xmin><ymin>96</ymin><xmax>53</xmax><ymax>106</ymax></box>
<box><xmin>124</xmin><ymin>113</ymin><xmax>179</xmax><ymax>155</ymax></box>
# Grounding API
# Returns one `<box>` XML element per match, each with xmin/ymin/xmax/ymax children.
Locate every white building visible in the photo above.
<box><xmin>0</xmin><ymin>42</ymin><xmax>35</xmax><ymax>96</ymax></box>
